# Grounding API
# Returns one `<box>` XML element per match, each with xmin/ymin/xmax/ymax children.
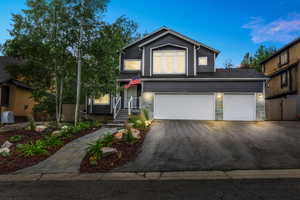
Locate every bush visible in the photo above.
<box><xmin>86</xmin><ymin>140</ymin><xmax>104</xmax><ymax>159</ymax></box>
<box><xmin>43</xmin><ymin>136</ymin><xmax>63</xmax><ymax>147</ymax></box>
<box><xmin>27</xmin><ymin>117</ymin><xmax>36</xmax><ymax>131</ymax></box>
<box><xmin>122</xmin><ymin>129</ymin><xmax>136</xmax><ymax>144</ymax></box>
<box><xmin>142</xmin><ymin>109</ymin><xmax>150</xmax><ymax>121</ymax></box>
<box><xmin>128</xmin><ymin>114</ymin><xmax>147</xmax><ymax>131</ymax></box>
<box><xmin>9</xmin><ymin>135</ymin><xmax>23</xmax><ymax>143</ymax></box>
<box><xmin>17</xmin><ymin>140</ymin><xmax>48</xmax><ymax>157</ymax></box>
<box><xmin>101</xmin><ymin>134</ymin><xmax>115</xmax><ymax>147</ymax></box>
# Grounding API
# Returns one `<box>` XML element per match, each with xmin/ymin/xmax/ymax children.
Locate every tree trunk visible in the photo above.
<box><xmin>74</xmin><ymin>0</ymin><xmax>83</xmax><ymax>125</ymax></box>
<box><xmin>58</xmin><ymin>77</ymin><xmax>64</xmax><ymax>122</ymax></box>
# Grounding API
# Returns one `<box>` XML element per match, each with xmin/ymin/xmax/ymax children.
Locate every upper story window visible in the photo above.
<box><xmin>94</xmin><ymin>94</ymin><xmax>110</xmax><ymax>105</ymax></box>
<box><xmin>153</xmin><ymin>50</ymin><xmax>186</xmax><ymax>74</ymax></box>
<box><xmin>124</xmin><ymin>59</ymin><xmax>141</xmax><ymax>71</ymax></box>
<box><xmin>198</xmin><ymin>56</ymin><xmax>208</xmax><ymax>66</ymax></box>
<box><xmin>281</xmin><ymin>71</ymin><xmax>289</xmax><ymax>88</ymax></box>
<box><xmin>279</xmin><ymin>51</ymin><xmax>288</xmax><ymax>66</ymax></box>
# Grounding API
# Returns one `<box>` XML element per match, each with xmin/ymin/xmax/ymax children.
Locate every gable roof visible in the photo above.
<box><xmin>0</xmin><ymin>56</ymin><xmax>31</xmax><ymax>90</ymax></box>
<box><xmin>124</xmin><ymin>26</ymin><xmax>220</xmax><ymax>55</ymax></box>
<box><xmin>260</xmin><ymin>36</ymin><xmax>300</xmax><ymax>64</ymax></box>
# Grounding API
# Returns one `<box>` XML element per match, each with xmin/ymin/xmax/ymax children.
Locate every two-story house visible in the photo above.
<box><xmin>261</xmin><ymin>37</ymin><xmax>300</xmax><ymax>120</ymax></box>
<box><xmin>88</xmin><ymin>27</ymin><xmax>267</xmax><ymax>121</ymax></box>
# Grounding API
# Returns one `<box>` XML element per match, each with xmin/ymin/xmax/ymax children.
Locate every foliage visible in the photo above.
<box><xmin>86</xmin><ymin>140</ymin><xmax>104</xmax><ymax>159</ymax></box>
<box><xmin>122</xmin><ymin>128</ymin><xmax>136</xmax><ymax>144</ymax></box>
<box><xmin>241</xmin><ymin>45</ymin><xmax>277</xmax><ymax>72</ymax></box>
<box><xmin>17</xmin><ymin>140</ymin><xmax>48</xmax><ymax>157</ymax></box>
<box><xmin>142</xmin><ymin>109</ymin><xmax>150</xmax><ymax>121</ymax></box>
<box><xmin>86</xmin><ymin>132</ymin><xmax>115</xmax><ymax>159</ymax></box>
<box><xmin>0</xmin><ymin>151</ymin><xmax>10</xmax><ymax>157</ymax></box>
<box><xmin>9</xmin><ymin>135</ymin><xmax>23</xmax><ymax>143</ymax></box>
<box><xmin>43</xmin><ymin>136</ymin><xmax>63</xmax><ymax>147</ymax></box>
<box><xmin>1</xmin><ymin>0</ymin><xmax>139</xmax><ymax>124</ymax></box>
<box><xmin>128</xmin><ymin>114</ymin><xmax>147</xmax><ymax>131</ymax></box>
<box><xmin>223</xmin><ymin>59</ymin><xmax>234</xmax><ymax>69</ymax></box>
<box><xmin>27</xmin><ymin>117</ymin><xmax>36</xmax><ymax>131</ymax></box>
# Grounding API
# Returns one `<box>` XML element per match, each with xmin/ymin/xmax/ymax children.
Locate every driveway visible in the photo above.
<box><xmin>115</xmin><ymin>120</ymin><xmax>300</xmax><ymax>172</ymax></box>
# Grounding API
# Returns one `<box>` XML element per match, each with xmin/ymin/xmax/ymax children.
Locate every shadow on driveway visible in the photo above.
<box><xmin>114</xmin><ymin>120</ymin><xmax>300</xmax><ymax>172</ymax></box>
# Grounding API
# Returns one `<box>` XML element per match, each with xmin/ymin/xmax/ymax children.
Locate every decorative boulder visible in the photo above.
<box><xmin>131</xmin><ymin>128</ymin><xmax>141</xmax><ymax>139</ymax></box>
<box><xmin>1</xmin><ymin>141</ymin><xmax>13</xmax><ymax>149</ymax></box>
<box><xmin>101</xmin><ymin>147</ymin><xmax>117</xmax><ymax>157</ymax></box>
<box><xmin>0</xmin><ymin>147</ymin><xmax>10</xmax><ymax>154</ymax></box>
<box><xmin>35</xmin><ymin>125</ymin><xmax>47</xmax><ymax>133</ymax></box>
<box><xmin>114</xmin><ymin>129</ymin><xmax>127</xmax><ymax>140</ymax></box>
<box><xmin>51</xmin><ymin>130</ymin><xmax>62</xmax><ymax>137</ymax></box>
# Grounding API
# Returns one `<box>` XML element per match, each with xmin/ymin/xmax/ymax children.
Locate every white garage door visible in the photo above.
<box><xmin>223</xmin><ymin>94</ymin><xmax>256</xmax><ymax>121</ymax></box>
<box><xmin>154</xmin><ymin>94</ymin><xmax>215</xmax><ymax>120</ymax></box>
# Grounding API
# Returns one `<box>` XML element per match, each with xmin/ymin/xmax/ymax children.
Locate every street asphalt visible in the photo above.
<box><xmin>0</xmin><ymin>179</ymin><xmax>300</xmax><ymax>200</ymax></box>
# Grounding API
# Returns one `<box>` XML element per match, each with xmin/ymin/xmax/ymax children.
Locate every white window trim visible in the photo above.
<box><xmin>123</xmin><ymin>59</ymin><xmax>141</xmax><ymax>71</ymax></box>
<box><xmin>150</xmin><ymin>43</ymin><xmax>188</xmax><ymax>76</ymax></box>
<box><xmin>194</xmin><ymin>45</ymin><xmax>196</xmax><ymax>76</ymax></box>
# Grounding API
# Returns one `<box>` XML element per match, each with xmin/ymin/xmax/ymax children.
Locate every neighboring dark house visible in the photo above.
<box><xmin>0</xmin><ymin>56</ymin><xmax>35</xmax><ymax>118</ymax></box>
<box><xmin>88</xmin><ymin>27</ymin><xmax>267</xmax><ymax>121</ymax></box>
<box><xmin>261</xmin><ymin>37</ymin><xmax>300</xmax><ymax>120</ymax></box>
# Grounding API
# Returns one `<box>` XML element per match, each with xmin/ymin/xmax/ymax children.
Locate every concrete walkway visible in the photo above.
<box><xmin>15</xmin><ymin>127</ymin><xmax>117</xmax><ymax>174</ymax></box>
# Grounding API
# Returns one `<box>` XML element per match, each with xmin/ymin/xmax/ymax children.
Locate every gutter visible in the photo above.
<box><xmin>117</xmin><ymin>77</ymin><xmax>269</xmax><ymax>82</ymax></box>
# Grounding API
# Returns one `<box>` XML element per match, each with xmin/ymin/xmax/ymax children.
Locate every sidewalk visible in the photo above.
<box><xmin>2</xmin><ymin>169</ymin><xmax>300</xmax><ymax>182</ymax></box>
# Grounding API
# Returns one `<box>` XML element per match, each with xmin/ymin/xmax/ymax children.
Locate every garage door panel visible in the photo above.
<box><xmin>223</xmin><ymin>94</ymin><xmax>255</xmax><ymax>121</ymax></box>
<box><xmin>154</xmin><ymin>94</ymin><xmax>215</xmax><ymax>120</ymax></box>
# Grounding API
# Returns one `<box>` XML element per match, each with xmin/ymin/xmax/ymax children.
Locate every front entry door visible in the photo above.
<box><xmin>124</xmin><ymin>86</ymin><xmax>137</xmax><ymax>108</ymax></box>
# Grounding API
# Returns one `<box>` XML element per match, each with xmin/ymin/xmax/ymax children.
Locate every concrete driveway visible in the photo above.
<box><xmin>115</xmin><ymin>120</ymin><xmax>300</xmax><ymax>172</ymax></box>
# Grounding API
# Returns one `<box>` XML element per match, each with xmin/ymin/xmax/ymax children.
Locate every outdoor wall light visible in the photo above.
<box><xmin>217</xmin><ymin>93</ymin><xmax>223</xmax><ymax>98</ymax></box>
<box><xmin>143</xmin><ymin>92</ymin><xmax>153</xmax><ymax>101</ymax></box>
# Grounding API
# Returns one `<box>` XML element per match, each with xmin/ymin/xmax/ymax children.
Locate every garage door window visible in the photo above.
<box><xmin>153</xmin><ymin>50</ymin><xmax>186</xmax><ymax>74</ymax></box>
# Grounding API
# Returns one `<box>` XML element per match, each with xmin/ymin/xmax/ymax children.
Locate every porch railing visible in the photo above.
<box><xmin>128</xmin><ymin>96</ymin><xmax>140</xmax><ymax>115</ymax></box>
<box><xmin>113</xmin><ymin>96</ymin><xmax>121</xmax><ymax>120</ymax></box>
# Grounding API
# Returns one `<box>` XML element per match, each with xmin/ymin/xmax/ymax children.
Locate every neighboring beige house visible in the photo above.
<box><xmin>261</xmin><ymin>37</ymin><xmax>300</xmax><ymax>120</ymax></box>
<box><xmin>0</xmin><ymin>56</ymin><xmax>35</xmax><ymax>120</ymax></box>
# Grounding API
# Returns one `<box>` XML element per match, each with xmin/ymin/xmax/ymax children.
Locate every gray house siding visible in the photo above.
<box><xmin>197</xmin><ymin>47</ymin><xmax>215</xmax><ymax>73</ymax></box>
<box><xmin>143</xmin><ymin>34</ymin><xmax>195</xmax><ymax>77</ymax></box>
<box><xmin>143</xmin><ymin>81</ymin><xmax>264</xmax><ymax>93</ymax></box>
<box><xmin>120</xmin><ymin>29</ymin><xmax>168</xmax><ymax>72</ymax></box>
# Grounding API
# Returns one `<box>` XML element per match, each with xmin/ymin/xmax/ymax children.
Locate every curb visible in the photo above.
<box><xmin>1</xmin><ymin>169</ymin><xmax>300</xmax><ymax>182</ymax></box>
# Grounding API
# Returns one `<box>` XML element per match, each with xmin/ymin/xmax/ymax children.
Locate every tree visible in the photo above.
<box><xmin>1</xmin><ymin>0</ymin><xmax>138</xmax><ymax>124</ymax></box>
<box><xmin>223</xmin><ymin>59</ymin><xmax>234</xmax><ymax>69</ymax></box>
<box><xmin>240</xmin><ymin>45</ymin><xmax>276</xmax><ymax>72</ymax></box>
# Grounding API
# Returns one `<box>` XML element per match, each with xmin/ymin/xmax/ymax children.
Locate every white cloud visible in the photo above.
<box><xmin>243</xmin><ymin>13</ymin><xmax>300</xmax><ymax>43</ymax></box>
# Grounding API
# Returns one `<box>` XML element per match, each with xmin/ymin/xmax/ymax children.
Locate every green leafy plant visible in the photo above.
<box><xmin>17</xmin><ymin>140</ymin><xmax>48</xmax><ymax>157</ymax></box>
<box><xmin>86</xmin><ymin>140</ymin><xmax>104</xmax><ymax>159</ymax></box>
<box><xmin>0</xmin><ymin>151</ymin><xmax>10</xmax><ymax>157</ymax></box>
<box><xmin>9</xmin><ymin>135</ymin><xmax>23</xmax><ymax>143</ymax></box>
<box><xmin>101</xmin><ymin>134</ymin><xmax>115</xmax><ymax>147</ymax></box>
<box><xmin>142</xmin><ymin>109</ymin><xmax>150</xmax><ymax>121</ymax></box>
<box><xmin>122</xmin><ymin>128</ymin><xmax>136</xmax><ymax>144</ymax></box>
<box><xmin>27</xmin><ymin>117</ymin><xmax>36</xmax><ymax>131</ymax></box>
<box><xmin>128</xmin><ymin>114</ymin><xmax>147</xmax><ymax>131</ymax></box>
<box><xmin>43</xmin><ymin>136</ymin><xmax>63</xmax><ymax>147</ymax></box>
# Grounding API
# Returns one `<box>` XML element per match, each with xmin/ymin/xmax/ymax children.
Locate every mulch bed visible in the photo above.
<box><xmin>80</xmin><ymin>128</ymin><xmax>149</xmax><ymax>173</ymax></box>
<box><xmin>0</xmin><ymin>127</ymin><xmax>101</xmax><ymax>174</ymax></box>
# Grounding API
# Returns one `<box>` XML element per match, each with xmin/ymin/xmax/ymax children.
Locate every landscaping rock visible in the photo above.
<box><xmin>131</xmin><ymin>128</ymin><xmax>141</xmax><ymax>139</ymax></box>
<box><xmin>114</xmin><ymin>129</ymin><xmax>127</xmax><ymax>140</ymax></box>
<box><xmin>1</xmin><ymin>141</ymin><xmax>13</xmax><ymax>149</ymax></box>
<box><xmin>0</xmin><ymin>147</ymin><xmax>10</xmax><ymax>154</ymax></box>
<box><xmin>101</xmin><ymin>147</ymin><xmax>117</xmax><ymax>157</ymax></box>
<box><xmin>51</xmin><ymin>130</ymin><xmax>62</xmax><ymax>137</ymax></box>
<box><xmin>35</xmin><ymin>125</ymin><xmax>47</xmax><ymax>133</ymax></box>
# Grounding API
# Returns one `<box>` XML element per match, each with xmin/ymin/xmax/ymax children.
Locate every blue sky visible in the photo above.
<box><xmin>1</xmin><ymin>0</ymin><xmax>300</xmax><ymax>67</ymax></box>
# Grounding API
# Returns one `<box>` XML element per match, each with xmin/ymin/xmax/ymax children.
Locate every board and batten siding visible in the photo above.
<box><xmin>143</xmin><ymin>34</ymin><xmax>195</xmax><ymax>76</ymax></box>
<box><xmin>143</xmin><ymin>81</ymin><xmax>264</xmax><ymax>93</ymax></box>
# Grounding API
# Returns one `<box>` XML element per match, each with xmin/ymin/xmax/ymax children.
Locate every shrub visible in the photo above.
<box><xmin>17</xmin><ymin>140</ymin><xmax>48</xmax><ymax>157</ymax></box>
<box><xmin>128</xmin><ymin>114</ymin><xmax>147</xmax><ymax>131</ymax></box>
<box><xmin>9</xmin><ymin>135</ymin><xmax>23</xmax><ymax>143</ymax></box>
<box><xmin>142</xmin><ymin>109</ymin><xmax>150</xmax><ymax>121</ymax></box>
<box><xmin>101</xmin><ymin>134</ymin><xmax>115</xmax><ymax>147</ymax></box>
<box><xmin>43</xmin><ymin>136</ymin><xmax>63</xmax><ymax>147</ymax></box>
<box><xmin>122</xmin><ymin>128</ymin><xmax>136</xmax><ymax>144</ymax></box>
<box><xmin>27</xmin><ymin>117</ymin><xmax>36</xmax><ymax>131</ymax></box>
<box><xmin>86</xmin><ymin>140</ymin><xmax>104</xmax><ymax>159</ymax></box>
